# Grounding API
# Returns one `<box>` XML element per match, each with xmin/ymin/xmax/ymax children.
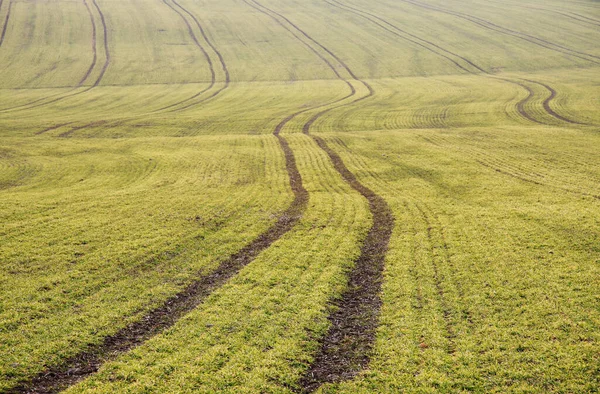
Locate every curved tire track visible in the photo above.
<box><xmin>244</xmin><ymin>0</ymin><xmax>396</xmax><ymax>390</ymax></box>
<box><xmin>8</xmin><ymin>126</ymin><xmax>309</xmax><ymax>394</ymax></box>
<box><xmin>0</xmin><ymin>0</ymin><xmax>110</xmax><ymax>113</ymax></box>
<box><xmin>0</xmin><ymin>0</ymin><xmax>11</xmax><ymax>48</ymax></box>
<box><xmin>78</xmin><ymin>0</ymin><xmax>98</xmax><ymax>86</ymax></box>
<box><xmin>523</xmin><ymin>79</ymin><xmax>584</xmax><ymax>125</ymax></box>
<box><xmin>298</xmin><ymin>131</ymin><xmax>393</xmax><ymax>392</ymax></box>
<box><xmin>398</xmin><ymin>0</ymin><xmax>600</xmax><ymax>65</ymax></box>
<box><xmin>152</xmin><ymin>0</ymin><xmax>218</xmax><ymax>112</ymax></box>
<box><xmin>330</xmin><ymin>0</ymin><xmax>585</xmax><ymax>126</ymax></box>
<box><xmin>244</xmin><ymin>0</ymin><xmax>394</xmax><ymax>390</ymax></box>
<box><xmin>155</xmin><ymin>0</ymin><xmax>231</xmax><ymax>113</ymax></box>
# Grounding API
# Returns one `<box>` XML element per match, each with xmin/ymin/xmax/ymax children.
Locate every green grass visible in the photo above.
<box><xmin>0</xmin><ymin>0</ymin><xmax>599</xmax><ymax>392</ymax></box>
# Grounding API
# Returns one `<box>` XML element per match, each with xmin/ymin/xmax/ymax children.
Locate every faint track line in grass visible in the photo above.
<box><xmin>397</xmin><ymin>0</ymin><xmax>600</xmax><ymax>65</ymax></box>
<box><xmin>482</xmin><ymin>0</ymin><xmax>600</xmax><ymax>28</ymax></box>
<box><xmin>421</xmin><ymin>134</ymin><xmax>600</xmax><ymax>201</ymax></box>
<box><xmin>78</xmin><ymin>0</ymin><xmax>98</xmax><ymax>86</ymax></box>
<box><xmin>34</xmin><ymin>122</ymin><xmax>75</xmax><ymax>136</ymax></box>
<box><xmin>414</xmin><ymin>203</ymin><xmax>457</xmax><ymax>354</ymax></box>
<box><xmin>152</xmin><ymin>0</ymin><xmax>224</xmax><ymax>113</ymax></box>
<box><xmin>243</xmin><ymin>0</ymin><xmax>395</xmax><ymax>389</ymax></box>
<box><xmin>0</xmin><ymin>0</ymin><xmax>11</xmax><ymax>47</ymax></box>
<box><xmin>329</xmin><ymin>0</ymin><xmax>588</xmax><ymax>126</ymax></box>
<box><xmin>326</xmin><ymin>0</ymin><xmax>483</xmax><ymax>74</ymax></box>
<box><xmin>8</xmin><ymin>122</ymin><xmax>310</xmax><ymax>394</ymax></box>
<box><xmin>568</xmin><ymin>12</ymin><xmax>600</xmax><ymax>26</ymax></box>
<box><xmin>0</xmin><ymin>0</ymin><xmax>111</xmax><ymax>113</ymax></box>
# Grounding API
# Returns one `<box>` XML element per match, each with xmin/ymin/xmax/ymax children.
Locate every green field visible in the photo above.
<box><xmin>1</xmin><ymin>0</ymin><xmax>599</xmax><ymax>392</ymax></box>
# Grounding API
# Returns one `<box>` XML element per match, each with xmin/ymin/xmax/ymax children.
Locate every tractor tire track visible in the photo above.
<box><xmin>242</xmin><ymin>0</ymin><xmax>355</xmax><ymax>93</ymax></box>
<box><xmin>244</xmin><ymin>0</ymin><xmax>394</xmax><ymax>390</ymax></box>
<box><xmin>0</xmin><ymin>0</ymin><xmax>110</xmax><ymax>113</ymax></box>
<box><xmin>89</xmin><ymin>0</ymin><xmax>109</xmax><ymax>87</ymax></box>
<box><xmin>78</xmin><ymin>0</ymin><xmax>98</xmax><ymax>86</ymax></box>
<box><xmin>35</xmin><ymin>122</ymin><xmax>75</xmax><ymax>136</ymax></box>
<box><xmin>481</xmin><ymin>0</ymin><xmax>600</xmax><ymax>28</ymax></box>
<box><xmin>422</xmin><ymin>134</ymin><xmax>600</xmax><ymax>201</ymax></box>
<box><xmin>0</xmin><ymin>0</ymin><xmax>12</xmax><ymax>47</ymax></box>
<box><xmin>330</xmin><ymin>0</ymin><xmax>584</xmax><ymax>126</ymax></box>
<box><xmin>159</xmin><ymin>0</ymin><xmax>231</xmax><ymax>113</ymax></box>
<box><xmin>398</xmin><ymin>0</ymin><xmax>600</xmax><ymax>65</ymax></box>
<box><xmin>298</xmin><ymin>130</ymin><xmax>394</xmax><ymax>392</ymax></box>
<box><xmin>523</xmin><ymin>79</ymin><xmax>584</xmax><ymax>125</ymax></box>
<box><xmin>245</xmin><ymin>0</ymin><xmax>375</xmax><ymax>132</ymax></box>
<box><xmin>569</xmin><ymin>12</ymin><xmax>600</xmax><ymax>26</ymax></box>
<box><xmin>8</xmin><ymin>120</ymin><xmax>310</xmax><ymax>394</ymax></box>
<box><xmin>414</xmin><ymin>203</ymin><xmax>456</xmax><ymax>354</ymax></box>
<box><xmin>325</xmin><ymin>0</ymin><xmax>542</xmax><ymax>125</ymax></box>
<box><xmin>326</xmin><ymin>0</ymin><xmax>484</xmax><ymax>75</ymax></box>
<box><xmin>153</xmin><ymin>0</ymin><xmax>217</xmax><ymax>112</ymax></box>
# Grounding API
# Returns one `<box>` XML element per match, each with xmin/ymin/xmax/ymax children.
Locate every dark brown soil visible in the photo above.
<box><xmin>298</xmin><ymin>134</ymin><xmax>394</xmax><ymax>393</ymax></box>
<box><xmin>245</xmin><ymin>1</ymin><xmax>394</xmax><ymax>390</ymax></box>
<box><xmin>8</xmin><ymin>112</ymin><xmax>308</xmax><ymax>394</ymax></box>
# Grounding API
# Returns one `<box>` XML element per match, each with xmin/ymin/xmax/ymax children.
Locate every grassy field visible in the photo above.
<box><xmin>0</xmin><ymin>0</ymin><xmax>599</xmax><ymax>392</ymax></box>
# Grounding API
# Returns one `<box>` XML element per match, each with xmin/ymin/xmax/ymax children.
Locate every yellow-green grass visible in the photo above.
<box><xmin>0</xmin><ymin>0</ymin><xmax>599</xmax><ymax>391</ymax></box>
<box><xmin>62</xmin><ymin>133</ymin><xmax>372</xmax><ymax>393</ymax></box>
<box><xmin>322</xmin><ymin>127</ymin><xmax>600</xmax><ymax>393</ymax></box>
<box><xmin>0</xmin><ymin>135</ymin><xmax>293</xmax><ymax>389</ymax></box>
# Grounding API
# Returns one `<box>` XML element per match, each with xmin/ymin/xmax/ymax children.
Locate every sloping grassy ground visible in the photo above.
<box><xmin>0</xmin><ymin>0</ymin><xmax>598</xmax><ymax>392</ymax></box>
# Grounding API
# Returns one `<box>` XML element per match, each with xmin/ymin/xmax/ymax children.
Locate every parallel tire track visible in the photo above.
<box><xmin>154</xmin><ymin>0</ymin><xmax>231</xmax><ymax>113</ymax></box>
<box><xmin>523</xmin><ymin>79</ymin><xmax>583</xmax><ymax>125</ymax></box>
<box><xmin>422</xmin><ymin>134</ymin><xmax>600</xmax><ymax>201</ymax></box>
<box><xmin>0</xmin><ymin>0</ymin><xmax>11</xmax><ymax>47</ymax></box>
<box><xmin>8</xmin><ymin>132</ymin><xmax>309</xmax><ymax>393</ymax></box>
<box><xmin>78</xmin><ymin>0</ymin><xmax>98</xmax><ymax>86</ymax></box>
<box><xmin>415</xmin><ymin>204</ymin><xmax>456</xmax><ymax>354</ymax></box>
<box><xmin>330</xmin><ymin>0</ymin><xmax>583</xmax><ymax>126</ymax></box>
<box><xmin>153</xmin><ymin>0</ymin><xmax>217</xmax><ymax>112</ymax></box>
<box><xmin>35</xmin><ymin>122</ymin><xmax>75</xmax><ymax>136</ymax></box>
<box><xmin>244</xmin><ymin>0</ymin><xmax>394</xmax><ymax>390</ymax></box>
<box><xmin>89</xmin><ymin>0</ymin><xmax>110</xmax><ymax>87</ymax></box>
<box><xmin>0</xmin><ymin>0</ymin><xmax>110</xmax><ymax>113</ymax></box>
<box><xmin>246</xmin><ymin>0</ymin><xmax>375</xmax><ymax>130</ymax></box>
<box><xmin>398</xmin><ymin>0</ymin><xmax>600</xmax><ymax>65</ymax></box>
